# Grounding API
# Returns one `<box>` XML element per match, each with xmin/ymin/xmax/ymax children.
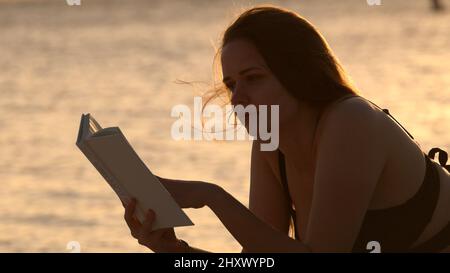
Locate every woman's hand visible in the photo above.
<box><xmin>155</xmin><ymin>176</ymin><xmax>218</xmax><ymax>209</ymax></box>
<box><xmin>122</xmin><ymin>176</ymin><xmax>220</xmax><ymax>252</ymax></box>
<box><xmin>123</xmin><ymin>198</ymin><xmax>188</xmax><ymax>253</ymax></box>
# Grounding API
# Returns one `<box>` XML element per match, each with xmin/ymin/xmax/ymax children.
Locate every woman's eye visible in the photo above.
<box><xmin>224</xmin><ymin>74</ymin><xmax>262</xmax><ymax>92</ymax></box>
<box><xmin>246</xmin><ymin>74</ymin><xmax>262</xmax><ymax>81</ymax></box>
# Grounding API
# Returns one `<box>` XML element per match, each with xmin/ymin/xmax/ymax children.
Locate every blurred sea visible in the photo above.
<box><xmin>0</xmin><ymin>0</ymin><xmax>449</xmax><ymax>252</ymax></box>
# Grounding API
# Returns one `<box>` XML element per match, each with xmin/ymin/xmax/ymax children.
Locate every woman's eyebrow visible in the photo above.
<box><xmin>223</xmin><ymin>66</ymin><xmax>262</xmax><ymax>83</ymax></box>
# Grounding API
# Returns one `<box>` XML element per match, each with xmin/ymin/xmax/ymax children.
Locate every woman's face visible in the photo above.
<box><xmin>221</xmin><ymin>39</ymin><xmax>299</xmax><ymax>132</ymax></box>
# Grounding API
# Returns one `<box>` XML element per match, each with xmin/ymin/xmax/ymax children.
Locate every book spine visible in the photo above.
<box><xmin>78</xmin><ymin>141</ymin><xmax>131</xmax><ymax>202</ymax></box>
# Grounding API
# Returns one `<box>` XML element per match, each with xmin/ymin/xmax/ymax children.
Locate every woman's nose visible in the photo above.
<box><xmin>230</xmin><ymin>85</ymin><xmax>249</xmax><ymax>106</ymax></box>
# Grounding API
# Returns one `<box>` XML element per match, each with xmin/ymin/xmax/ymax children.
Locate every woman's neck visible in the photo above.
<box><xmin>278</xmin><ymin>102</ymin><xmax>321</xmax><ymax>162</ymax></box>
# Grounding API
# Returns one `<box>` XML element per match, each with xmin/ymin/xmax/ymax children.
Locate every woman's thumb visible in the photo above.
<box><xmin>147</xmin><ymin>209</ymin><xmax>156</xmax><ymax>220</ymax></box>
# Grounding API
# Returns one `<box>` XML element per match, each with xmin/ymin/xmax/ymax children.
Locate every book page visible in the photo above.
<box><xmin>85</xmin><ymin>131</ymin><xmax>194</xmax><ymax>230</ymax></box>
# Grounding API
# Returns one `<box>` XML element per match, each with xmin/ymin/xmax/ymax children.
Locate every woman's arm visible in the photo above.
<box><xmin>176</xmin><ymin>141</ymin><xmax>295</xmax><ymax>253</ymax></box>
<box><xmin>168</xmin><ymin>178</ymin><xmax>306</xmax><ymax>253</ymax></box>
<box><xmin>305</xmin><ymin>100</ymin><xmax>385</xmax><ymax>252</ymax></box>
<box><xmin>204</xmin><ymin>184</ymin><xmax>311</xmax><ymax>253</ymax></box>
<box><xmin>124</xmin><ymin>175</ymin><xmax>306</xmax><ymax>252</ymax></box>
<box><xmin>242</xmin><ymin>141</ymin><xmax>292</xmax><ymax>252</ymax></box>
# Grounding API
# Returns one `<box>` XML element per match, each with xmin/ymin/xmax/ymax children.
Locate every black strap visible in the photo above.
<box><xmin>378</xmin><ymin>106</ymin><xmax>450</xmax><ymax>172</ymax></box>
<box><xmin>277</xmin><ymin>100</ymin><xmax>448</xmax><ymax>248</ymax></box>
<box><xmin>278</xmin><ymin>150</ymin><xmax>300</xmax><ymax>241</ymax></box>
<box><xmin>428</xmin><ymin>147</ymin><xmax>450</xmax><ymax>172</ymax></box>
<box><xmin>376</xmin><ymin>105</ymin><xmax>449</xmax><ymax>173</ymax></box>
<box><xmin>360</xmin><ymin>96</ymin><xmax>415</xmax><ymax>140</ymax></box>
<box><xmin>381</xmin><ymin>108</ymin><xmax>415</xmax><ymax>140</ymax></box>
<box><xmin>378</xmin><ymin>107</ymin><xmax>450</xmax><ymax>172</ymax></box>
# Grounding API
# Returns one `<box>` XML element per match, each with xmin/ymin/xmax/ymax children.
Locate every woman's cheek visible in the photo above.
<box><xmin>258</xmin><ymin>87</ymin><xmax>283</xmax><ymax>106</ymax></box>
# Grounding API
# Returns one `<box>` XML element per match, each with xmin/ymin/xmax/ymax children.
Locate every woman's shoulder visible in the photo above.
<box><xmin>321</xmin><ymin>95</ymin><xmax>432</xmax><ymax>168</ymax></box>
<box><xmin>317</xmin><ymin>95</ymin><xmax>417</xmax><ymax>151</ymax></box>
<box><xmin>328</xmin><ymin>95</ymin><xmax>383</xmax><ymax>120</ymax></box>
<box><xmin>313</xmin><ymin>95</ymin><xmax>387</xmax><ymax>156</ymax></box>
<box><xmin>317</xmin><ymin>95</ymin><xmax>383</xmax><ymax>136</ymax></box>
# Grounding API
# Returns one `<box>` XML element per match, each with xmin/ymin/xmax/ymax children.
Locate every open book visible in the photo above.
<box><xmin>76</xmin><ymin>113</ymin><xmax>194</xmax><ymax>230</ymax></box>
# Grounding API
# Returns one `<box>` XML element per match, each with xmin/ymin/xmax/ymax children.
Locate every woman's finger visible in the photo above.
<box><xmin>124</xmin><ymin>198</ymin><xmax>136</xmax><ymax>220</ymax></box>
<box><xmin>141</xmin><ymin>210</ymin><xmax>156</xmax><ymax>233</ymax></box>
<box><xmin>124</xmin><ymin>199</ymin><xmax>140</xmax><ymax>236</ymax></box>
<box><xmin>145</xmin><ymin>211</ymin><xmax>168</xmax><ymax>238</ymax></box>
<box><xmin>138</xmin><ymin>210</ymin><xmax>157</xmax><ymax>246</ymax></box>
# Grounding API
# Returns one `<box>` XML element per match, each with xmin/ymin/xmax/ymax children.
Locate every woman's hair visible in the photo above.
<box><xmin>205</xmin><ymin>5</ymin><xmax>359</xmax><ymax>110</ymax></box>
<box><xmin>204</xmin><ymin>5</ymin><xmax>360</xmax><ymax>239</ymax></box>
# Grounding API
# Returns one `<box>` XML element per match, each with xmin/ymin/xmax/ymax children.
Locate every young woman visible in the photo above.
<box><xmin>123</xmin><ymin>6</ymin><xmax>450</xmax><ymax>253</ymax></box>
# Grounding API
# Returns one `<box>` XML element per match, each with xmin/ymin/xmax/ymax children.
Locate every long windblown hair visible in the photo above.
<box><xmin>204</xmin><ymin>5</ymin><xmax>360</xmax><ymax>239</ymax></box>
<box><xmin>206</xmin><ymin>5</ymin><xmax>359</xmax><ymax>110</ymax></box>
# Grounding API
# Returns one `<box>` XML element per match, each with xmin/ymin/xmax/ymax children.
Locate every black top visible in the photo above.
<box><xmin>278</xmin><ymin>96</ymin><xmax>450</xmax><ymax>252</ymax></box>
